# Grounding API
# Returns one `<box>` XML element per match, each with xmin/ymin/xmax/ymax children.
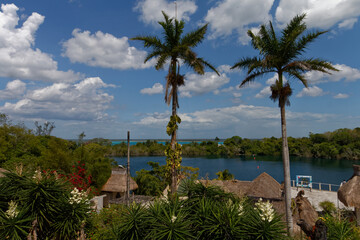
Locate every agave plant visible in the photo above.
<box><xmin>147</xmin><ymin>197</ymin><xmax>194</xmax><ymax>240</ymax></box>
<box><xmin>113</xmin><ymin>203</ymin><xmax>149</xmax><ymax>240</ymax></box>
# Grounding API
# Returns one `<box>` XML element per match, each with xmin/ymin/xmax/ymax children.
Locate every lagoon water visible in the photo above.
<box><xmin>115</xmin><ymin>155</ymin><xmax>358</xmax><ymax>187</ymax></box>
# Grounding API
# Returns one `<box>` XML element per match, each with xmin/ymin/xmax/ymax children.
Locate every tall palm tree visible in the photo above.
<box><xmin>231</xmin><ymin>14</ymin><xmax>338</xmax><ymax>234</ymax></box>
<box><xmin>132</xmin><ymin>11</ymin><xmax>219</xmax><ymax>194</ymax></box>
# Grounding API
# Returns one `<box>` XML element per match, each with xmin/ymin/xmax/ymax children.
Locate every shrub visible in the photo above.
<box><xmin>319</xmin><ymin>201</ymin><xmax>336</xmax><ymax>215</ymax></box>
<box><xmin>324</xmin><ymin>214</ymin><xmax>360</xmax><ymax>240</ymax></box>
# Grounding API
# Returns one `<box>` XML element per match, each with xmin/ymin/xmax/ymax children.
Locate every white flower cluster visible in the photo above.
<box><xmin>238</xmin><ymin>202</ymin><xmax>244</xmax><ymax>216</ymax></box>
<box><xmin>171</xmin><ymin>215</ymin><xmax>177</xmax><ymax>222</ymax></box>
<box><xmin>69</xmin><ymin>188</ymin><xmax>89</xmax><ymax>205</ymax></box>
<box><xmin>5</xmin><ymin>200</ymin><xmax>19</xmax><ymax>219</ymax></box>
<box><xmin>255</xmin><ymin>198</ymin><xmax>275</xmax><ymax>222</ymax></box>
<box><xmin>32</xmin><ymin>169</ymin><xmax>42</xmax><ymax>182</ymax></box>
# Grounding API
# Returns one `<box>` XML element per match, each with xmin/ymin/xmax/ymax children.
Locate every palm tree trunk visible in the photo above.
<box><xmin>280</xmin><ymin>103</ymin><xmax>294</xmax><ymax>234</ymax></box>
<box><xmin>170</xmin><ymin>85</ymin><xmax>177</xmax><ymax>194</ymax></box>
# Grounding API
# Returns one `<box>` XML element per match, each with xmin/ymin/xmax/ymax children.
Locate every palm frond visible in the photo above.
<box><xmin>281</xmin><ymin>14</ymin><xmax>306</xmax><ymax>41</ymax></box>
<box><xmin>286</xmin><ymin>70</ymin><xmax>308</xmax><ymax>87</ymax></box>
<box><xmin>231</xmin><ymin>57</ymin><xmax>261</xmax><ymax>70</ymax></box>
<box><xmin>155</xmin><ymin>54</ymin><xmax>169</xmax><ymax>70</ymax></box>
<box><xmin>197</xmin><ymin>58</ymin><xmax>220</xmax><ymax>76</ymax></box>
<box><xmin>131</xmin><ymin>35</ymin><xmax>164</xmax><ymax>50</ymax></box>
<box><xmin>305</xmin><ymin>58</ymin><xmax>339</xmax><ymax>73</ymax></box>
<box><xmin>239</xmin><ymin>70</ymin><xmax>271</xmax><ymax>87</ymax></box>
<box><xmin>181</xmin><ymin>24</ymin><xmax>208</xmax><ymax>47</ymax></box>
<box><xmin>293</xmin><ymin>30</ymin><xmax>326</xmax><ymax>55</ymax></box>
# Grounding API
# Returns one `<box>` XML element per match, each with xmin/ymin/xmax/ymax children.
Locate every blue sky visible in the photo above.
<box><xmin>0</xmin><ymin>0</ymin><xmax>360</xmax><ymax>140</ymax></box>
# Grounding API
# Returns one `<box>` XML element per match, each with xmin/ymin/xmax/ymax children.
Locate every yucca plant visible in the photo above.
<box><xmin>191</xmin><ymin>198</ymin><xmax>244</xmax><ymax>240</ymax></box>
<box><xmin>147</xmin><ymin>197</ymin><xmax>194</xmax><ymax>240</ymax></box>
<box><xmin>113</xmin><ymin>203</ymin><xmax>149</xmax><ymax>240</ymax></box>
<box><xmin>241</xmin><ymin>199</ymin><xmax>286</xmax><ymax>240</ymax></box>
<box><xmin>0</xmin><ymin>207</ymin><xmax>32</xmax><ymax>240</ymax></box>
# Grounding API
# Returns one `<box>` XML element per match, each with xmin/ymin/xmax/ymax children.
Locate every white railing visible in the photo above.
<box><xmin>291</xmin><ymin>180</ymin><xmax>340</xmax><ymax>192</ymax></box>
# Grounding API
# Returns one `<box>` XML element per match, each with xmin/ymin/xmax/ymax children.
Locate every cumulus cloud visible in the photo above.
<box><xmin>333</xmin><ymin>93</ymin><xmax>349</xmax><ymax>99</ymax></box>
<box><xmin>0</xmin><ymin>80</ymin><xmax>26</xmax><ymax>99</ymax></box>
<box><xmin>0</xmin><ymin>4</ymin><xmax>80</xmax><ymax>82</ymax></box>
<box><xmin>296</xmin><ymin>86</ymin><xmax>325</xmax><ymax>97</ymax></box>
<box><xmin>0</xmin><ymin>77</ymin><xmax>114</xmax><ymax>121</ymax></box>
<box><xmin>306</xmin><ymin>64</ymin><xmax>360</xmax><ymax>84</ymax></box>
<box><xmin>62</xmin><ymin>29</ymin><xmax>155</xmax><ymax>70</ymax></box>
<box><xmin>140</xmin><ymin>83</ymin><xmax>164</xmax><ymax>95</ymax></box>
<box><xmin>255</xmin><ymin>86</ymin><xmax>271</xmax><ymax>98</ymax></box>
<box><xmin>205</xmin><ymin>0</ymin><xmax>273</xmax><ymax>44</ymax></box>
<box><xmin>134</xmin><ymin>0</ymin><xmax>197</xmax><ymax>25</ymax></box>
<box><xmin>276</xmin><ymin>0</ymin><xmax>360</xmax><ymax>30</ymax></box>
<box><xmin>179</xmin><ymin>72</ymin><xmax>230</xmax><ymax>97</ymax></box>
<box><xmin>135</xmin><ymin>104</ymin><xmax>337</xmax><ymax>138</ymax></box>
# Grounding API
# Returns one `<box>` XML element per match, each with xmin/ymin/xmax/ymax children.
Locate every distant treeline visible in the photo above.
<box><xmin>109</xmin><ymin>128</ymin><xmax>360</xmax><ymax>160</ymax></box>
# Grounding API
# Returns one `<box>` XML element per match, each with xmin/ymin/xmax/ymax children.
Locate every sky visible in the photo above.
<box><xmin>0</xmin><ymin>0</ymin><xmax>360</xmax><ymax>140</ymax></box>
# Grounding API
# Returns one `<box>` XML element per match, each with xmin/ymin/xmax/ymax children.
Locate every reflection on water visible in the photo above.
<box><xmin>114</xmin><ymin>156</ymin><xmax>358</xmax><ymax>185</ymax></box>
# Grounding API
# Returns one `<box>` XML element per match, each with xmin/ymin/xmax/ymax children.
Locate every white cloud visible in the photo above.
<box><xmin>255</xmin><ymin>86</ymin><xmax>271</xmax><ymax>98</ymax></box>
<box><xmin>333</xmin><ymin>93</ymin><xmax>349</xmax><ymax>99</ymax></box>
<box><xmin>296</xmin><ymin>86</ymin><xmax>325</xmax><ymax>97</ymax></box>
<box><xmin>338</xmin><ymin>18</ymin><xmax>358</xmax><ymax>29</ymax></box>
<box><xmin>0</xmin><ymin>4</ymin><xmax>80</xmax><ymax>83</ymax></box>
<box><xmin>135</xmin><ymin>104</ymin><xmax>337</xmax><ymax>138</ymax></box>
<box><xmin>306</xmin><ymin>64</ymin><xmax>360</xmax><ymax>84</ymax></box>
<box><xmin>0</xmin><ymin>77</ymin><xmax>114</xmax><ymax>121</ymax></box>
<box><xmin>0</xmin><ymin>80</ymin><xmax>26</xmax><ymax>99</ymax></box>
<box><xmin>140</xmin><ymin>83</ymin><xmax>164</xmax><ymax>95</ymax></box>
<box><xmin>276</xmin><ymin>0</ymin><xmax>360</xmax><ymax>30</ymax></box>
<box><xmin>63</xmin><ymin>29</ymin><xmax>155</xmax><ymax>70</ymax></box>
<box><xmin>205</xmin><ymin>0</ymin><xmax>273</xmax><ymax>44</ymax></box>
<box><xmin>134</xmin><ymin>0</ymin><xmax>197</xmax><ymax>25</ymax></box>
<box><xmin>233</xmin><ymin>92</ymin><xmax>242</xmax><ymax>98</ymax></box>
<box><xmin>180</xmin><ymin>72</ymin><xmax>230</xmax><ymax>97</ymax></box>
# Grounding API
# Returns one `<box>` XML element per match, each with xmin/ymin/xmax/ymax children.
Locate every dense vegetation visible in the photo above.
<box><xmin>87</xmin><ymin>181</ymin><xmax>287</xmax><ymax>240</ymax></box>
<box><xmin>0</xmin><ymin>114</ymin><xmax>115</xmax><ymax>191</ymax></box>
<box><xmin>110</xmin><ymin>128</ymin><xmax>360</xmax><ymax>160</ymax></box>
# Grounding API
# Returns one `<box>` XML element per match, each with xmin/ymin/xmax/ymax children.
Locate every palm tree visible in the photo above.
<box><xmin>231</xmin><ymin>14</ymin><xmax>338</xmax><ymax>234</ymax></box>
<box><xmin>132</xmin><ymin>11</ymin><xmax>219</xmax><ymax>194</ymax></box>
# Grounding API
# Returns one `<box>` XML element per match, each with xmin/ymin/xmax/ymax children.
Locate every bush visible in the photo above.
<box><xmin>324</xmin><ymin>214</ymin><xmax>360</xmax><ymax>240</ymax></box>
<box><xmin>319</xmin><ymin>201</ymin><xmax>336</xmax><ymax>215</ymax></box>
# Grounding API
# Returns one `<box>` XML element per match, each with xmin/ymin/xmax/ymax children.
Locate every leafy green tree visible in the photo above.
<box><xmin>216</xmin><ymin>169</ymin><xmax>235</xmax><ymax>180</ymax></box>
<box><xmin>231</xmin><ymin>14</ymin><xmax>338</xmax><ymax>234</ymax></box>
<box><xmin>132</xmin><ymin>11</ymin><xmax>219</xmax><ymax>194</ymax></box>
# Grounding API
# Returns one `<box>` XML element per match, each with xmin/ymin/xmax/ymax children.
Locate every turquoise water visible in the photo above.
<box><xmin>111</xmin><ymin>141</ymin><xmax>224</xmax><ymax>146</ymax></box>
<box><xmin>114</xmin><ymin>156</ymin><xmax>357</xmax><ymax>188</ymax></box>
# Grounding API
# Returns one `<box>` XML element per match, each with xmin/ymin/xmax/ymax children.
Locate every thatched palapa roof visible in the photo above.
<box><xmin>101</xmin><ymin>166</ymin><xmax>138</xmax><ymax>192</ymax></box>
<box><xmin>199</xmin><ymin>179</ymin><xmax>252</xmax><ymax>198</ymax></box>
<box><xmin>338</xmin><ymin>165</ymin><xmax>360</xmax><ymax>207</ymax></box>
<box><xmin>199</xmin><ymin>172</ymin><xmax>282</xmax><ymax>200</ymax></box>
<box><xmin>246</xmin><ymin>172</ymin><xmax>282</xmax><ymax>200</ymax></box>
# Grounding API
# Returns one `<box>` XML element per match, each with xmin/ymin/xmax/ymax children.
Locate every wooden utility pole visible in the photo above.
<box><xmin>126</xmin><ymin>131</ymin><xmax>130</xmax><ymax>204</ymax></box>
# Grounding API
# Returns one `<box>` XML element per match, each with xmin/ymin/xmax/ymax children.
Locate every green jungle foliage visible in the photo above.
<box><xmin>0</xmin><ymin>116</ymin><xmax>115</xmax><ymax>191</ymax></box>
<box><xmin>134</xmin><ymin>161</ymin><xmax>199</xmax><ymax>196</ymax></box>
<box><xmin>109</xmin><ymin>128</ymin><xmax>360</xmax><ymax>160</ymax></box>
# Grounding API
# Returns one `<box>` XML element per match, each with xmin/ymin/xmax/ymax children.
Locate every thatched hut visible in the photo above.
<box><xmin>246</xmin><ymin>172</ymin><xmax>282</xmax><ymax>200</ymax></box>
<box><xmin>101</xmin><ymin>166</ymin><xmax>138</xmax><ymax>205</ymax></box>
<box><xmin>338</xmin><ymin>164</ymin><xmax>360</xmax><ymax>225</ymax></box>
<box><xmin>198</xmin><ymin>179</ymin><xmax>252</xmax><ymax>198</ymax></box>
